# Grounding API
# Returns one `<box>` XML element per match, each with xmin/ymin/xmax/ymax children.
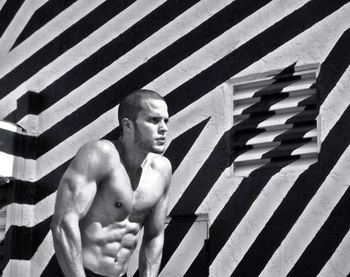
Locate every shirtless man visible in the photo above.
<box><xmin>51</xmin><ymin>89</ymin><xmax>172</xmax><ymax>277</ymax></box>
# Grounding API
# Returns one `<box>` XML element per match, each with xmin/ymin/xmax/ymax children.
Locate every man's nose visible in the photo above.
<box><xmin>159</xmin><ymin>120</ymin><xmax>168</xmax><ymax>133</ymax></box>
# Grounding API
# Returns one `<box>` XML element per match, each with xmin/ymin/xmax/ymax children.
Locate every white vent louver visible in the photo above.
<box><xmin>232</xmin><ymin>65</ymin><xmax>319</xmax><ymax>176</ymax></box>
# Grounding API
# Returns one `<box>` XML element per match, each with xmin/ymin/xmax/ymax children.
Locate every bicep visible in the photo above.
<box><xmin>53</xmin><ymin>142</ymin><xmax>110</xmax><ymax>222</ymax></box>
<box><xmin>53</xmin><ymin>161</ymin><xmax>98</xmax><ymax>226</ymax></box>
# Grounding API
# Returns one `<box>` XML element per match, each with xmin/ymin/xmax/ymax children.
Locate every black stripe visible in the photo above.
<box><xmin>133</xmin><ymin>215</ymin><xmax>199</xmax><ymax>277</ymax></box>
<box><xmin>0</xmin><ymin>128</ymin><xmax>37</xmax><ymax>159</ymax></box>
<box><xmin>0</xmin><ymin>0</ymin><xmax>135</xmax><ymax>100</ymax></box>
<box><xmin>183</xmin><ymin>245</ymin><xmax>208</xmax><ymax>277</ymax></box>
<box><xmin>164</xmin><ymin>118</ymin><xmax>210</xmax><ymax>172</ymax></box>
<box><xmin>16</xmin><ymin>91</ymin><xmax>42</xmax><ymax>122</ymax></box>
<box><xmin>11</xmin><ymin>0</ymin><xmax>78</xmax><ymax>49</ymax></box>
<box><xmin>169</xmin><ymin>127</ymin><xmax>231</xmax><ymax>216</ymax></box>
<box><xmin>0</xmin><ymin>0</ymin><xmax>25</xmax><ymax>38</ymax></box>
<box><xmin>287</xmin><ymin>186</ymin><xmax>350</xmax><ymax>277</ymax></box>
<box><xmin>40</xmin><ymin>254</ymin><xmax>64</xmax><ymax>277</ymax></box>
<box><xmin>231</xmin><ymin>105</ymin><xmax>350</xmax><ymax>277</ymax></box>
<box><xmin>11</xmin><ymin>0</ymin><xmax>273</xmax><ymax>122</ymax></box>
<box><xmin>161</xmin><ymin>215</ymin><xmax>198</xmax><ymax>271</ymax></box>
<box><xmin>209</xmin><ymin>159</ymin><xmax>297</xmax><ymax>265</ymax></box>
<box><xmin>185</xmin><ymin>158</ymin><xmax>297</xmax><ymax>275</ymax></box>
<box><xmin>318</xmin><ymin>28</ymin><xmax>350</xmax><ymax>106</ymax></box>
<box><xmin>5</xmin><ymin>160</ymin><xmax>70</xmax><ymax>205</ymax></box>
<box><xmin>2</xmin><ymin>216</ymin><xmax>51</xmax><ymax>260</ymax></box>
<box><xmin>165</xmin><ymin>0</ymin><xmax>349</xmax><ymax>117</ymax></box>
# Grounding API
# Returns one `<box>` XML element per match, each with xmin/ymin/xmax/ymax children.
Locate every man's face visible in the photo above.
<box><xmin>133</xmin><ymin>97</ymin><xmax>169</xmax><ymax>154</ymax></box>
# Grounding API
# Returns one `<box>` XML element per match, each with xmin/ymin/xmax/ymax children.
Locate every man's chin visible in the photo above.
<box><xmin>151</xmin><ymin>145</ymin><xmax>165</xmax><ymax>154</ymax></box>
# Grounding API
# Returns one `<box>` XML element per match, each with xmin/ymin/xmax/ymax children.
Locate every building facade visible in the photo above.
<box><xmin>0</xmin><ymin>0</ymin><xmax>350</xmax><ymax>276</ymax></box>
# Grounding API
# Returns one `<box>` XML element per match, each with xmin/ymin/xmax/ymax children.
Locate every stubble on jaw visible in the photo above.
<box><xmin>133</xmin><ymin>122</ymin><xmax>164</xmax><ymax>154</ymax></box>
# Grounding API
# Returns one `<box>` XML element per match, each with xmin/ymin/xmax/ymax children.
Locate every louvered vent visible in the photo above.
<box><xmin>232</xmin><ymin>65</ymin><xmax>319</xmax><ymax>176</ymax></box>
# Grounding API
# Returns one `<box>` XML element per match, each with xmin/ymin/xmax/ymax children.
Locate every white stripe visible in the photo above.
<box><xmin>168</xmin><ymin>117</ymin><xmax>222</xmax><ymax>211</ymax></box>
<box><xmin>196</xmin><ymin>166</ymin><xmax>241</xmax><ymax>223</ymax></box>
<box><xmin>318</xmin><ymin>228</ymin><xmax>350</xmax><ymax>277</ymax></box>
<box><xmin>5</xmin><ymin>192</ymin><xmax>56</xmax><ymax>230</ymax></box>
<box><xmin>159</xmin><ymin>215</ymin><xmax>209</xmax><ymax>277</ymax></box>
<box><xmin>20</xmin><ymin>0</ymin><xmax>233</xmax><ymax>133</ymax></box>
<box><xmin>0</xmin><ymin>120</ymin><xmax>20</xmax><ymax>132</ymax></box>
<box><xmin>0</xmin><ymin>0</ymin><xmax>105</xmax><ymax>77</ymax></box>
<box><xmin>210</xmin><ymin>161</ymin><xmax>306</xmax><ymax>277</ymax></box>
<box><xmin>30</xmin><ymin>232</ymin><xmax>55</xmax><ymax>277</ymax></box>
<box><xmin>0</xmin><ymin>0</ymin><xmax>166</xmax><ymax>119</ymax></box>
<box><xmin>0</xmin><ymin>151</ymin><xmax>15</xmax><ymax>177</ymax></box>
<box><xmin>2</xmin><ymin>232</ymin><xmax>54</xmax><ymax>277</ymax></box>
<box><xmin>0</xmin><ymin>0</ymin><xmax>49</xmax><ymax>56</ymax></box>
<box><xmin>0</xmin><ymin>0</ymin><xmax>7</xmax><ymax>12</ymax></box>
<box><xmin>236</xmin><ymin>2</ymin><xmax>350</xmax><ymax>78</ymax></box>
<box><xmin>145</xmin><ymin>0</ymin><xmax>311</xmax><ymax>95</ymax></box>
<box><xmin>35</xmin><ymin>106</ymin><xmax>119</xmax><ymax>180</ymax></box>
<box><xmin>259</xmin><ymin>145</ymin><xmax>350</xmax><ymax>277</ymax></box>
<box><xmin>2</xmin><ymin>260</ymin><xmax>31</xmax><ymax>277</ymax></box>
<box><xmin>320</xmin><ymin>65</ymin><xmax>350</xmax><ymax>142</ymax></box>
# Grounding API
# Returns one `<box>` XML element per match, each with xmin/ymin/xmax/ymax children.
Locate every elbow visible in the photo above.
<box><xmin>50</xmin><ymin>217</ymin><xmax>62</xmax><ymax>242</ymax></box>
<box><xmin>50</xmin><ymin>215</ymin><xmax>77</xmax><ymax>241</ymax></box>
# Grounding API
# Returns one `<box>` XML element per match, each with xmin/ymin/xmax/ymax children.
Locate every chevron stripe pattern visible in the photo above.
<box><xmin>1</xmin><ymin>0</ymin><xmax>350</xmax><ymax>276</ymax></box>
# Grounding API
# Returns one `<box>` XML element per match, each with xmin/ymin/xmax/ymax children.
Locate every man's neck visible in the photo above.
<box><xmin>116</xmin><ymin>139</ymin><xmax>148</xmax><ymax>172</ymax></box>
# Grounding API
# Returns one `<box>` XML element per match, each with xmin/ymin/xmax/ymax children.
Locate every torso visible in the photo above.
<box><xmin>79</xmin><ymin>142</ymin><xmax>167</xmax><ymax>277</ymax></box>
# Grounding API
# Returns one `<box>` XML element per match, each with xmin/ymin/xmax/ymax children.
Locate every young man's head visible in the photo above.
<box><xmin>118</xmin><ymin>89</ymin><xmax>169</xmax><ymax>154</ymax></box>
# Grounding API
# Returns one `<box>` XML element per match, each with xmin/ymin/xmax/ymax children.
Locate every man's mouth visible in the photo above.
<box><xmin>156</xmin><ymin>137</ymin><xmax>166</xmax><ymax>143</ymax></box>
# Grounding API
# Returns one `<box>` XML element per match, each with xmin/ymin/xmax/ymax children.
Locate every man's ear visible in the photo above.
<box><xmin>122</xmin><ymin>118</ymin><xmax>133</xmax><ymax>133</ymax></box>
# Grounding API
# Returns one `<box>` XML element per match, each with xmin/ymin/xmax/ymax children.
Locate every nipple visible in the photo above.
<box><xmin>115</xmin><ymin>202</ymin><xmax>122</xmax><ymax>208</ymax></box>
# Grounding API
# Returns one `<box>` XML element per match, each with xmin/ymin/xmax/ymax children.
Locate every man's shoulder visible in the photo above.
<box><xmin>75</xmin><ymin>140</ymin><xmax>121</xmax><ymax>165</ymax></box>
<box><xmin>148</xmin><ymin>154</ymin><xmax>172</xmax><ymax>176</ymax></box>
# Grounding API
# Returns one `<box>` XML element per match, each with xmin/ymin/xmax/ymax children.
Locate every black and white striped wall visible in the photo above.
<box><xmin>0</xmin><ymin>0</ymin><xmax>350</xmax><ymax>276</ymax></box>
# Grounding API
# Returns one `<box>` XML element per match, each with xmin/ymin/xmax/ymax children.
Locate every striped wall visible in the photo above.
<box><xmin>1</xmin><ymin>0</ymin><xmax>350</xmax><ymax>276</ymax></box>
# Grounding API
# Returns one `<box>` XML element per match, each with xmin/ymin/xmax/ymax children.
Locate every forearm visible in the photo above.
<box><xmin>139</xmin><ymin>233</ymin><xmax>164</xmax><ymax>277</ymax></box>
<box><xmin>51</xmin><ymin>220</ymin><xmax>86</xmax><ymax>277</ymax></box>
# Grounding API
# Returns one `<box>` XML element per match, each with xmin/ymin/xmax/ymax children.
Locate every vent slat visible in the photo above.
<box><xmin>233</xmin><ymin>74</ymin><xmax>316</xmax><ymax>101</ymax></box>
<box><xmin>234</xmin><ymin>109</ymin><xmax>317</xmax><ymax>130</ymax></box>
<box><xmin>232</xmin><ymin>126</ymin><xmax>317</xmax><ymax>147</ymax></box>
<box><xmin>233</xmin><ymin>92</ymin><xmax>317</xmax><ymax>116</ymax></box>
<box><xmin>235</xmin><ymin>141</ymin><xmax>317</xmax><ymax>163</ymax></box>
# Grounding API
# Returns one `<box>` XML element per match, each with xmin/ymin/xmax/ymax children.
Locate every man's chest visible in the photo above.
<box><xmin>100</xmin><ymin>165</ymin><xmax>165</xmax><ymax>218</ymax></box>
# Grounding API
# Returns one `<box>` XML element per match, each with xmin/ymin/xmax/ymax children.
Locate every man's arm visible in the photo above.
<box><xmin>50</xmin><ymin>141</ymin><xmax>115</xmax><ymax>277</ymax></box>
<box><xmin>139</xmin><ymin>157</ymin><xmax>172</xmax><ymax>277</ymax></box>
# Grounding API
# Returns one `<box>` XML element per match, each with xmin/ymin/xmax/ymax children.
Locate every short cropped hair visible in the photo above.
<box><xmin>118</xmin><ymin>89</ymin><xmax>165</xmax><ymax>135</ymax></box>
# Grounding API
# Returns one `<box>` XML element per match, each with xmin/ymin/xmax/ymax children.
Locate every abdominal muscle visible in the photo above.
<box><xmin>81</xmin><ymin>219</ymin><xmax>141</xmax><ymax>277</ymax></box>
